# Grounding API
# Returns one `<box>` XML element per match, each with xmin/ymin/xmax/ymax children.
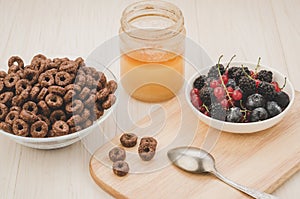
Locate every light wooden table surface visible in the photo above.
<box><xmin>0</xmin><ymin>0</ymin><xmax>299</xmax><ymax>198</ymax></box>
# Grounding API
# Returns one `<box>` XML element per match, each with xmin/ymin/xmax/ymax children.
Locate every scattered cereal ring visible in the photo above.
<box><xmin>112</xmin><ymin>161</ymin><xmax>129</xmax><ymax>177</ymax></box>
<box><xmin>22</xmin><ymin>101</ymin><xmax>38</xmax><ymax>114</ymax></box>
<box><xmin>38</xmin><ymin>72</ymin><xmax>55</xmax><ymax>87</ymax></box>
<box><xmin>15</xmin><ymin>79</ymin><xmax>32</xmax><ymax>95</ymax></box>
<box><xmin>120</xmin><ymin>133</ymin><xmax>138</xmax><ymax>148</ymax></box>
<box><xmin>30</xmin><ymin>121</ymin><xmax>48</xmax><ymax>138</ymax></box>
<box><xmin>138</xmin><ymin>142</ymin><xmax>156</xmax><ymax>161</ymax></box>
<box><xmin>12</xmin><ymin>119</ymin><xmax>29</xmax><ymax>137</ymax></box>
<box><xmin>109</xmin><ymin>147</ymin><xmax>126</xmax><ymax>162</ymax></box>
<box><xmin>4</xmin><ymin>73</ymin><xmax>20</xmax><ymax>89</ymax></box>
<box><xmin>45</xmin><ymin>93</ymin><xmax>63</xmax><ymax>109</ymax></box>
<box><xmin>55</xmin><ymin>71</ymin><xmax>72</xmax><ymax>86</ymax></box>
<box><xmin>140</xmin><ymin>137</ymin><xmax>158</xmax><ymax>149</ymax></box>
<box><xmin>52</xmin><ymin>120</ymin><xmax>69</xmax><ymax>136</ymax></box>
<box><xmin>50</xmin><ymin>110</ymin><xmax>66</xmax><ymax>124</ymax></box>
<box><xmin>0</xmin><ymin>103</ymin><xmax>8</xmax><ymax>120</ymax></box>
<box><xmin>65</xmin><ymin>100</ymin><xmax>84</xmax><ymax>114</ymax></box>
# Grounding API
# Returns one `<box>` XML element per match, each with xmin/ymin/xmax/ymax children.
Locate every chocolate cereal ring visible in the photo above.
<box><xmin>102</xmin><ymin>94</ymin><xmax>116</xmax><ymax>109</ymax></box>
<box><xmin>97</xmin><ymin>72</ymin><xmax>107</xmax><ymax>90</ymax></box>
<box><xmin>5</xmin><ymin>111</ymin><xmax>19</xmax><ymax>125</ymax></box>
<box><xmin>48</xmin><ymin>85</ymin><xmax>65</xmax><ymax>96</ymax></box>
<box><xmin>81</xmin><ymin>119</ymin><xmax>93</xmax><ymax>129</ymax></box>
<box><xmin>112</xmin><ymin>161</ymin><xmax>129</xmax><ymax>177</ymax></box>
<box><xmin>0</xmin><ymin>103</ymin><xmax>9</xmax><ymax>120</ymax></box>
<box><xmin>12</xmin><ymin>119</ymin><xmax>29</xmax><ymax>137</ymax></box>
<box><xmin>0</xmin><ymin>92</ymin><xmax>14</xmax><ymax>104</ymax></box>
<box><xmin>31</xmin><ymin>54</ymin><xmax>47</xmax><ymax>62</ymax></box>
<box><xmin>37</xmin><ymin>87</ymin><xmax>48</xmax><ymax>101</ymax></box>
<box><xmin>4</xmin><ymin>73</ymin><xmax>20</xmax><ymax>89</ymax></box>
<box><xmin>38</xmin><ymin>72</ymin><xmax>55</xmax><ymax>87</ymax></box>
<box><xmin>8</xmin><ymin>56</ymin><xmax>24</xmax><ymax>69</ymax></box>
<box><xmin>30</xmin><ymin>121</ymin><xmax>48</xmax><ymax>138</ymax></box>
<box><xmin>0</xmin><ymin>122</ymin><xmax>12</xmax><ymax>134</ymax></box>
<box><xmin>52</xmin><ymin>120</ymin><xmax>69</xmax><ymax>136</ymax></box>
<box><xmin>66</xmin><ymin>115</ymin><xmax>82</xmax><ymax>127</ymax></box>
<box><xmin>19</xmin><ymin>109</ymin><xmax>39</xmax><ymax>123</ymax></box>
<box><xmin>50</xmin><ymin>110</ymin><xmax>66</xmax><ymax>124</ymax></box>
<box><xmin>45</xmin><ymin>93</ymin><xmax>63</xmax><ymax>109</ymax></box>
<box><xmin>37</xmin><ymin>114</ymin><xmax>51</xmax><ymax>127</ymax></box>
<box><xmin>37</xmin><ymin>100</ymin><xmax>51</xmax><ymax>116</ymax></box>
<box><xmin>74</xmin><ymin>75</ymin><xmax>86</xmax><ymax>87</ymax></box>
<box><xmin>140</xmin><ymin>137</ymin><xmax>158</xmax><ymax>149</ymax></box>
<box><xmin>22</xmin><ymin>101</ymin><xmax>38</xmax><ymax>114</ymax></box>
<box><xmin>84</xmin><ymin>94</ymin><xmax>96</xmax><ymax>108</ymax></box>
<box><xmin>109</xmin><ymin>147</ymin><xmax>126</xmax><ymax>162</ymax></box>
<box><xmin>65</xmin><ymin>84</ymin><xmax>81</xmax><ymax>93</ymax></box>
<box><xmin>0</xmin><ymin>70</ymin><xmax>7</xmax><ymax>78</ymax></box>
<box><xmin>30</xmin><ymin>85</ymin><xmax>40</xmax><ymax>100</ymax></box>
<box><xmin>15</xmin><ymin>79</ymin><xmax>32</xmax><ymax>95</ymax></box>
<box><xmin>10</xmin><ymin>106</ymin><xmax>21</xmax><ymax>113</ymax></box>
<box><xmin>23</xmin><ymin>69</ymin><xmax>38</xmax><ymax>85</ymax></box>
<box><xmin>55</xmin><ymin>71</ymin><xmax>72</xmax><ymax>86</ymax></box>
<box><xmin>82</xmin><ymin>108</ymin><xmax>90</xmax><ymax>119</ymax></box>
<box><xmin>45</xmin><ymin>68</ymin><xmax>58</xmax><ymax>77</ymax></box>
<box><xmin>75</xmin><ymin>57</ymin><xmax>85</xmax><ymax>67</ymax></box>
<box><xmin>65</xmin><ymin>100</ymin><xmax>84</xmax><ymax>114</ymax></box>
<box><xmin>63</xmin><ymin>89</ymin><xmax>76</xmax><ymax>103</ymax></box>
<box><xmin>120</xmin><ymin>133</ymin><xmax>138</xmax><ymax>148</ymax></box>
<box><xmin>0</xmin><ymin>81</ymin><xmax>4</xmax><ymax>92</ymax></box>
<box><xmin>69</xmin><ymin>126</ymin><xmax>82</xmax><ymax>134</ymax></box>
<box><xmin>85</xmin><ymin>75</ymin><xmax>94</xmax><ymax>88</ymax></box>
<box><xmin>59</xmin><ymin>61</ymin><xmax>78</xmax><ymax>74</ymax></box>
<box><xmin>96</xmin><ymin>87</ymin><xmax>110</xmax><ymax>101</ymax></box>
<box><xmin>107</xmin><ymin>80</ymin><xmax>118</xmax><ymax>94</ymax></box>
<box><xmin>78</xmin><ymin>87</ymin><xmax>90</xmax><ymax>100</ymax></box>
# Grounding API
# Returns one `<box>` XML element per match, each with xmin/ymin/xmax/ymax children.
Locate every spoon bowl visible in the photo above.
<box><xmin>167</xmin><ymin>147</ymin><xmax>279</xmax><ymax>199</ymax></box>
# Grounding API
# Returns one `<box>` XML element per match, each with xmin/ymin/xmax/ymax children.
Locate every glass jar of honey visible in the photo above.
<box><xmin>119</xmin><ymin>0</ymin><xmax>186</xmax><ymax>102</ymax></box>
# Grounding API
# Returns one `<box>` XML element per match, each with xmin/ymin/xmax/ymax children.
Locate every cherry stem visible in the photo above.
<box><xmin>241</xmin><ymin>64</ymin><xmax>253</xmax><ymax>80</ymax></box>
<box><xmin>202</xmin><ymin>104</ymin><xmax>209</xmax><ymax>112</ymax></box>
<box><xmin>217</xmin><ymin>55</ymin><xmax>234</xmax><ymax>107</ymax></box>
<box><xmin>254</xmin><ymin>57</ymin><xmax>261</xmax><ymax>74</ymax></box>
<box><xmin>225</xmin><ymin>54</ymin><xmax>236</xmax><ymax>70</ymax></box>
<box><xmin>280</xmin><ymin>77</ymin><xmax>287</xmax><ymax>90</ymax></box>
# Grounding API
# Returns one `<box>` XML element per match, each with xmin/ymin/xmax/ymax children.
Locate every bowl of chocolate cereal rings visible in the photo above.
<box><xmin>0</xmin><ymin>54</ymin><xmax>118</xmax><ymax>149</ymax></box>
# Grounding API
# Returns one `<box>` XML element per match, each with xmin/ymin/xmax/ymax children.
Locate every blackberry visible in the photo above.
<box><xmin>209</xmin><ymin>103</ymin><xmax>226</xmax><ymax>121</ymax></box>
<box><xmin>193</xmin><ymin>75</ymin><xmax>207</xmax><ymax>90</ymax></box>
<box><xmin>227</xmin><ymin>67</ymin><xmax>239</xmax><ymax>79</ymax></box>
<box><xmin>238</xmin><ymin>76</ymin><xmax>256</xmax><ymax>97</ymax></box>
<box><xmin>232</xmin><ymin>67</ymin><xmax>250</xmax><ymax>82</ymax></box>
<box><xmin>207</xmin><ymin>64</ymin><xmax>225</xmax><ymax>78</ymax></box>
<box><xmin>199</xmin><ymin>86</ymin><xmax>213</xmax><ymax>106</ymax></box>
<box><xmin>257</xmin><ymin>70</ymin><xmax>273</xmax><ymax>83</ymax></box>
<box><xmin>257</xmin><ymin>82</ymin><xmax>276</xmax><ymax>101</ymax></box>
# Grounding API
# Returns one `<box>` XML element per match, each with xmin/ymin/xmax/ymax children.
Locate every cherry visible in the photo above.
<box><xmin>210</xmin><ymin>80</ymin><xmax>219</xmax><ymax>88</ymax></box>
<box><xmin>221</xmin><ymin>99</ymin><xmax>229</xmax><ymax>108</ymax></box>
<box><xmin>214</xmin><ymin>87</ymin><xmax>225</xmax><ymax>100</ymax></box>
<box><xmin>271</xmin><ymin>81</ymin><xmax>281</xmax><ymax>92</ymax></box>
<box><xmin>204</xmin><ymin>111</ymin><xmax>210</xmax><ymax>116</ymax></box>
<box><xmin>232</xmin><ymin>89</ymin><xmax>243</xmax><ymax>101</ymax></box>
<box><xmin>221</xmin><ymin>75</ymin><xmax>228</xmax><ymax>85</ymax></box>
<box><xmin>190</xmin><ymin>88</ymin><xmax>199</xmax><ymax>96</ymax></box>
<box><xmin>227</xmin><ymin>86</ymin><xmax>234</xmax><ymax>93</ymax></box>
<box><xmin>200</xmin><ymin>106</ymin><xmax>206</xmax><ymax>113</ymax></box>
<box><xmin>255</xmin><ymin>79</ymin><xmax>260</xmax><ymax>88</ymax></box>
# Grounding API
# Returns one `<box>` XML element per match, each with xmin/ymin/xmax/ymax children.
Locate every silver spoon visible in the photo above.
<box><xmin>167</xmin><ymin>147</ymin><xmax>279</xmax><ymax>199</ymax></box>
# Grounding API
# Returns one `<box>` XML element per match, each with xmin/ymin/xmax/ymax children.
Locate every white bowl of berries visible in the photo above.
<box><xmin>186</xmin><ymin>58</ymin><xmax>295</xmax><ymax>133</ymax></box>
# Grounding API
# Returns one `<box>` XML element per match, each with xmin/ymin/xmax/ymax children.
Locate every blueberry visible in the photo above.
<box><xmin>246</xmin><ymin>93</ymin><xmax>266</xmax><ymax>110</ymax></box>
<box><xmin>250</xmin><ymin>107</ymin><xmax>268</xmax><ymax>122</ymax></box>
<box><xmin>266</xmin><ymin>101</ymin><xmax>282</xmax><ymax>117</ymax></box>
<box><xmin>275</xmin><ymin>91</ymin><xmax>290</xmax><ymax>109</ymax></box>
<box><xmin>226</xmin><ymin>78</ymin><xmax>236</xmax><ymax>88</ymax></box>
<box><xmin>226</xmin><ymin>107</ymin><xmax>243</xmax><ymax>123</ymax></box>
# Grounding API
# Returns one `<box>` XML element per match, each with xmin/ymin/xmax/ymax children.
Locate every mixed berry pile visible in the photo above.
<box><xmin>190</xmin><ymin>56</ymin><xmax>290</xmax><ymax>123</ymax></box>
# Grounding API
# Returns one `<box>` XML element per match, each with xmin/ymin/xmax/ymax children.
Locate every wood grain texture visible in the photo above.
<box><xmin>90</xmin><ymin>93</ymin><xmax>300</xmax><ymax>199</ymax></box>
<box><xmin>0</xmin><ymin>0</ymin><xmax>299</xmax><ymax>198</ymax></box>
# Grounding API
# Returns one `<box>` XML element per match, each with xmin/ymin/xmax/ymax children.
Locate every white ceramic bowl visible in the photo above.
<box><xmin>185</xmin><ymin>61</ymin><xmax>295</xmax><ymax>133</ymax></box>
<box><xmin>0</xmin><ymin>68</ymin><xmax>118</xmax><ymax>149</ymax></box>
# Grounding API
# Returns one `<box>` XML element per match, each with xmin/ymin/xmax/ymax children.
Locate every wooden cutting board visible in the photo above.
<box><xmin>89</xmin><ymin>92</ymin><xmax>300</xmax><ymax>199</ymax></box>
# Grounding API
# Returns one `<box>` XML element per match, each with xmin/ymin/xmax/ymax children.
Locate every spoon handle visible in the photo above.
<box><xmin>213</xmin><ymin>171</ymin><xmax>279</xmax><ymax>199</ymax></box>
